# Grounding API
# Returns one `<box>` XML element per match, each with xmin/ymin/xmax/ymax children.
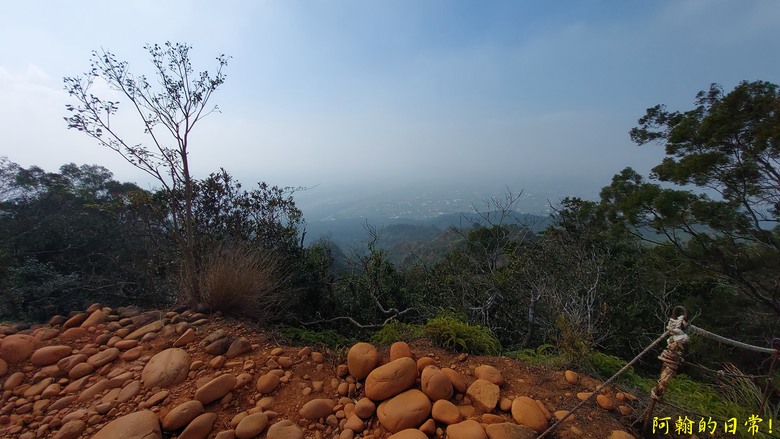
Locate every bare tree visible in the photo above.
<box><xmin>64</xmin><ymin>42</ymin><xmax>229</xmax><ymax>298</ymax></box>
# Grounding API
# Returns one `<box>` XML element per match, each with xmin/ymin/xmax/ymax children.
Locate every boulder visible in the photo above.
<box><xmin>266</xmin><ymin>419</ymin><xmax>304</xmax><ymax>439</ymax></box>
<box><xmin>225</xmin><ymin>337</ymin><xmax>252</xmax><ymax>358</ymax></box>
<box><xmin>235</xmin><ymin>413</ymin><xmax>269</xmax><ymax>439</ymax></box>
<box><xmin>0</xmin><ymin>333</ymin><xmax>38</xmax><ymax>364</ymax></box>
<box><xmin>141</xmin><ymin>348</ymin><xmax>191</xmax><ymax>388</ymax></box>
<box><xmin>354</xmin><ymin>397</ymin><xmax>376</xmax><ymax>419</ymax></box>
<box><xmin>347</xmin><ymin>342</ymin><xmax>379</xmax><ymax>380</ymax></box>
<box><xmin>125</xmin><ymin>320</ymin><xmax>164</xmax><ymax>340</ymax></box>
<box><xmin>364</xmin><ymin>357</ymin><xmax>417</xmax><ymax>401</ymax></box>
<box><xmin>162</xmin><ymin>400</ymin><xmax>204</xmax><ymax>431</ymax></box>
<box><xmin>376</xmin><ymin>389</ymin><xmax>431</xmax><ymax>433</ymax></box>
<box><xmin>466</xmin><ymin>379</ymin><xmax>500</xmax><ymax>411</ymax></box>
<box><xmin>87</xmin><ymin>347</ymin><xmax>120</xmax><ymax>368</ymax></box>
<box><xmin>204</xmin><ymin>337</ymin><xmax>233</xmax><ymax>356</ymax></box>
<box><xmin>511</xmin><ymin>396</ymin><xmax>548</xmax><ymax>433</ymax></box>
<box><xmin>53</xmin><ymin>419</ymin><xmax>87</xmax><ymax>439</ymax></box>
<box><xmin>299</xmin><ymin>398</ymin><xmax>336</xmax><ymax>420</ymax></box>
<box><xmin>431</xmin><ymin>399</ymin><xmax>463</xmax><ymax>425</ymax></box>
<box><xmin>179</xmin><ymin>412</ymin><xmax>217</xmax><ymax>439</ymax></box>
<box><xmin>256</xmin><ymin>373</ymin><xmax>281</xmax><ymax>394</ymax></box>
<box><xmin>446</xmin><ymin>419</ymin><xmax>488</xmax><ymax>439</ymax></box>
<box><xmin>81</xmin><ymin>309</ymin><xmax>108</xmax><ymax>328</ymax></box>
<box><xmin>389</xmin><ymin>429</ymin><xmax>428</xmax><ymax>439</ymax></box>
<box><xmin>389</xmin><ymin>341</ymin><xmax>414</xmax><ymax>361</ymax></box>
<box><xmin>441</xmin><ymin>367</ymin><xmax>467</xmax><ymax>393</ymax></box>
<box><xmin>475</xmin><ymin>365</ymin><xmax>504</xmax><ymax>386</ymax></box>
<box><xmin>420</xmin><ymin>365</ymin><xmax>453</xmax><ymax>401</ymax></box>
<box><xmin>92</xmin><ymin>410</ymin><xmax>161</xmax><ymax>439</ymax></box>
<box><xmin>195</xmin><ymin>374</ymin><xmax>238</xmax><ymax>406</ymax></box>
<box><xmin>31</xmin><ymin>345</ymin><xmax>72</xmax><ymax>366</ymax></box>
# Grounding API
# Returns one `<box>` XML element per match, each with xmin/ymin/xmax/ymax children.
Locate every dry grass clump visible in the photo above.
<box><xmin>195</xmin><ymin>242</ymin><xmax>289</xmax><ymax>320</ymax></box>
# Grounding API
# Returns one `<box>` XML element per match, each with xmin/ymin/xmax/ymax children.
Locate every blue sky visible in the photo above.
<box><xmin>1</xmin><ymin>1</ymin><xmax>778</xmax><ymax>209</ymax></box>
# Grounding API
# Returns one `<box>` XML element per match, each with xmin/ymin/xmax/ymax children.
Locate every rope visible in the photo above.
<box><xmin>688</xmin><ymin>324</ymin><xmax>778</xmax><ymax>354</ymax></box>
<box><xmin>536</xmin><ymin>329</ymin><xmax>672</xmax><ymax>439</ymax></box>
<box><xmin>687</xmin><ymin>362</ymin><xmax>772</xmax><ymax>379</ymax></box>
<box><xmin>642</xmin><ymin>313</ymin><xmax>690</xmax><ymax>434</ymax></box>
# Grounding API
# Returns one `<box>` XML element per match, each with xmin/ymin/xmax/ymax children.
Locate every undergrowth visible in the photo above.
<box><xmin>277</xmin><ymin>325</ymin><xmax>355</xmax><ymax>351</ymax></box>
<box><xmin>371</xmin><ymin>313</ymin><xmax>501</xmax><ymax>355</ymax></box>
<box><xmin>371</xmin><ymin>321</ymin><xmax>424</xmax><ymax>344</ymax></box>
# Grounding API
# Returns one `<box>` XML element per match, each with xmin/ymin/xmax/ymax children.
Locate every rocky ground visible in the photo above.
<box><xmin>0</xmin><ymin>304</ymin><xmax>643</xmax><ymax>438</ymax></box>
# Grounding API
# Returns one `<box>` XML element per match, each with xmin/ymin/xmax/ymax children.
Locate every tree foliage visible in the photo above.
<box><xmin>607</xmin><ymin>81</ymin><xmax>779</xmax><ymax>317</ymax></box>
<box><xmin>64</xmin><ymin>42</ymin><xmax>229</xmax><ymax>299</ymax></box>
<box><xmin>0</xmin><ymin>159</ymin><xmax>169</xmax><ymax>319</ymax></box>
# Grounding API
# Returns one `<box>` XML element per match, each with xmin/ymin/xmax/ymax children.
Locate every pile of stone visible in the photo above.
<box><xmin>0</xmin><ymin>303</ymin><xmax>637</xmax><ymax>439</ymax></box>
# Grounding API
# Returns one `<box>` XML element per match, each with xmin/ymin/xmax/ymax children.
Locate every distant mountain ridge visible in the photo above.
<box><xmin>304</xmin><ymin>210</ymin><xmax>554</xmax><ymax>266</ymax></box>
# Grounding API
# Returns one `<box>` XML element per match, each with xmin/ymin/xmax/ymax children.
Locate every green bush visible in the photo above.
<box><xmin>423</xmin><ymin>313</ymin><xmax>501</xmax><ymax>355</ymax></box>
<box><xmin>509</xmin><ymin>344</ymin><xmax>569</xmax><ymax>369</ymax></box>
<box><xmin>0</xmin><ymin>258</ymin><xmax>81</xmax><ymax>321</ymax></box>
<box><xmin>371</xmin><ymin>321</ymin><xmax>424</xmax><ymax>345</ymax></box>
<box><xmin>278</xmin><ymin>325</ymin><xmax>354</xmax><ymax>350</ymax></box>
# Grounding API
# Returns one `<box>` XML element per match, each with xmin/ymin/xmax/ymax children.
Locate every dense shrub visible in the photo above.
<box><xmin>423</xmin><ymin>313</ymin><xmax>501</xmax><ymax>355</ymax></box>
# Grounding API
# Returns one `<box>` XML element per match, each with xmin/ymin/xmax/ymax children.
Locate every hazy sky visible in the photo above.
<box><xmin>1</xmin><ymin>1</ymin><xmax>779</xmax><ymax>205</ymax></box>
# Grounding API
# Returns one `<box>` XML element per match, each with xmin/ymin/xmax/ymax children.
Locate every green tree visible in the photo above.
<box><xmin>0</xmin><ymin>160</ymin><xmax>168</xmax><ymax>319</ymax></box>
<box><xmin>605</xmin><ymin>80</ymin><xmax>779</xmax><ymax>317</ymax></box>
<box><xmin>188</xmin><ymin>168</ymin><xmax>304</xmax><ymax>257</ymax></box>
<box><xmin>64</xmin><ymin>42</ymin><xmax>229</xmax><ymax>299</ymax></box>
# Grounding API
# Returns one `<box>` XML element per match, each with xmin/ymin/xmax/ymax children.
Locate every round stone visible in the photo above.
<box><xmin>511</xmin><ymin>396</ymin><xmax>548</xmax><ymax>433</ymax></box>
<box><xmin>235</xmin><ymin>413</ymin><xmax>269</xmax><ymax>439</ymax></box>
<box><xmin>256</xmin><ymin>373</ymin><xmax>281</xmax><ymax>394</ymax></box>
<box><xmin>475</xmin><ymin>365</ymin><xmax>504</xmax><ymax>386</ymax></box>
<box><xmin>92</xmin><ymin>410</ymin><xmax>161</xmax><ymax>439</ymax></box>
<box><xmin>364</xmin><ymin>357</ymin><xmax>417</xmax><ymax>401</ymax></box>
<box><xmin>299</xmin><ymin>398</ymin><xmax>336</xmax><ymax>420</ymax></box>
<box><xmin>388</xmin><ymin>429</ymin><xmax>428</xmax><ymax>439</ymax></box>
<box><xmin>441</xmin><ymin>368</ymin><xmax>467</xmax><ymax>393</ymax></box>
<box><xmin>31</xmin><ymin>345</ymin><xmax>72</xmax><ymax>366</ymax></box>
<box><xmin>446</xmin><ymin>419</ymin><xmax>487</xmax><ymax>439</ymax></box>
<box><xmin>431</xmin><ymin>399</ymin><xmax>463</xmax><ymax>425</ymax></box>
<box><xmin>389</xmin><ymin>342</ymin><xmax>413</xmax><ymax>361</ymax></box>
<box><xmin>162</xmin><ymin>400</ymin><xmax>204</xmax><ymax>431</ymax></box>
<box><xmin>178</xmin><ymin>412</ymin><xmax>217</xmax><ymax>439</ymax></box>
<box><xmin>52</xmin><ymin>420</ymin><xmax>86</xmax><ymax>439</ymax></box>
<box><xmin>466</xmin><ymin>379</ymin><xmax>500</xmax><ymax>411</ymax></box>
<box><xmin>376</xmin><ymin>389</ymin><xmax>431</xmax><ymax>433</ymax></box>
<box><xmin>142</xmin><ymin>348</ymin><xmax>191</xmax><ymax>388</ymax></box>
<box><xmin>420</xmin><ymin>365</ymin><xmax>453</xmax><ymax>401</ymax></box>
<box><xmin>347</xmin><ymin>342</ymin><xmax>379</xmax><ymax>380</ymax></box>
<box><xmin>266</xmin><ymin>419</ymin><xmax>303</xmax><ymax>439</ymax></box>
<box><xmin>195</xmin><ymin>374</ymin><xmax>238</xmax><ymax>406</ymax></box>
<box><xmin>0</xmin><ymin>334</ymin><xmax>37</xmax><ymax>364</ymax></box>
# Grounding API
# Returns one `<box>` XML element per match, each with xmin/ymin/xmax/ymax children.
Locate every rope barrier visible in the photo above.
<box><xmin>534</xmin><ymin>306</ymin><xmax>778</xmax><ymax>439</ymax></box>
<box><xmin>642</xmin><ymin>309</ymin><xmax>690</xmax><ymax>435</ymax></box>
<box><xmin>687</xmin><ymin>362</ymin><xmax>772</xmax><ymax>379</ymax></box>
<box><xmin>536</xmin><ymin>329</ymin><xmax>672</xmax><ymax>439</ymax></box>
<box><xmin>688</xmin><ymin>324</ymin><xmax>778</xmax><ymax>354</ymax></box>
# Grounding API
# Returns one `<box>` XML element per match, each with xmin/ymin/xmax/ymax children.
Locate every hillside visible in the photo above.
<box><xmin>0</xmin><ymin>304</ymin><xmax>641</xmax><ymax>439</ymax></box>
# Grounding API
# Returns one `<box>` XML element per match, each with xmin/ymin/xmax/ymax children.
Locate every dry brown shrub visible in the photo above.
<box><xmin>194</xmin><ymin>242</ymin><xmax>289</xmax><ymax>320</ymax></box>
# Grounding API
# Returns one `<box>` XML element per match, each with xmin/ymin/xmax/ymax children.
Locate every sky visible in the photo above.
<box><xmin>1</xmin><ymin>0</ymin><xmax>779</xmax><ymax>213</ymax></box>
